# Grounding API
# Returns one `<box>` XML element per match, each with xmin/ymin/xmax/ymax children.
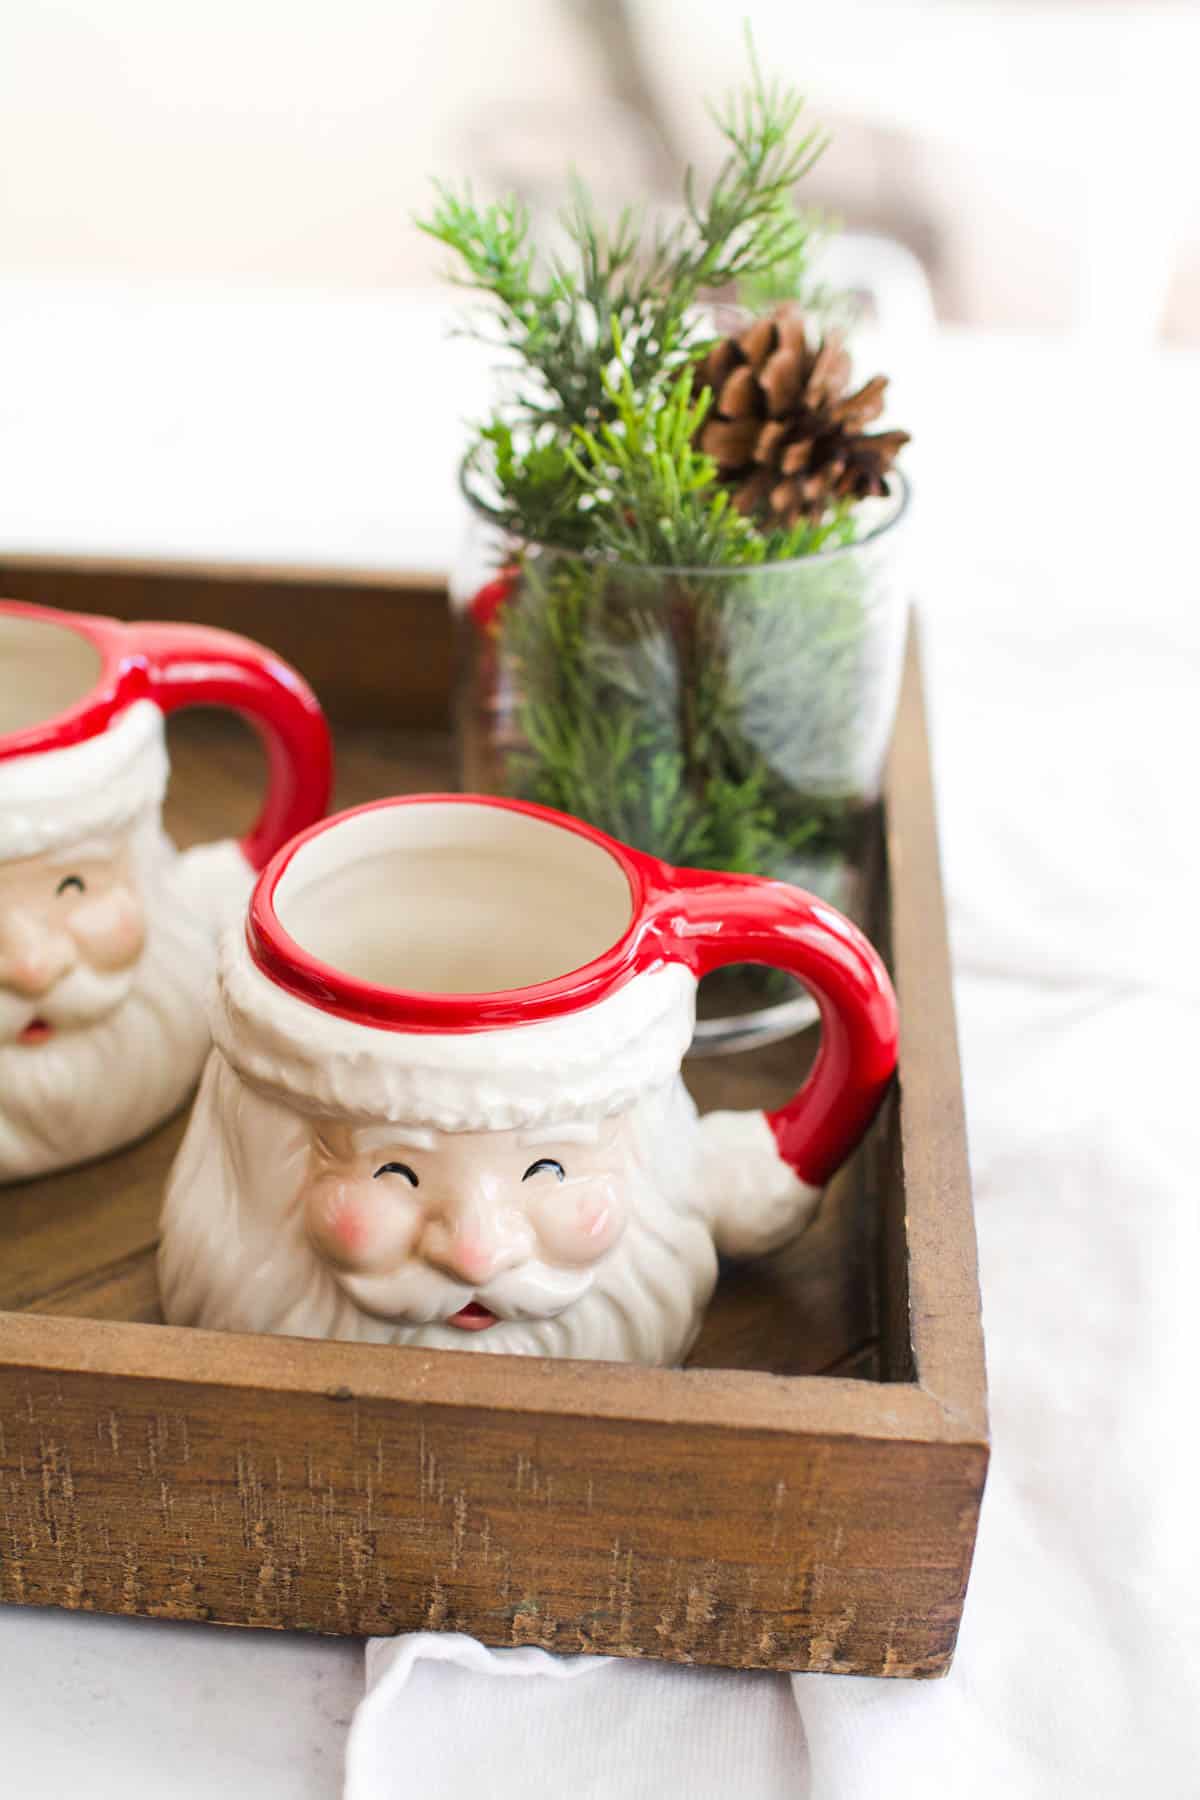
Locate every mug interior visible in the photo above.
<box><xmin>0</xmin><ymin>610</ymin><xmax>103</xmax><ymax>737</ymax></box>
<box><xmin>270</xmin><ymin>801</ymin><xmax>635</xmax><ymax>994</ymax></box>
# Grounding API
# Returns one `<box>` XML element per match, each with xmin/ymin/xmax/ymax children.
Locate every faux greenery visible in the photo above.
<box><xmin>422</xmin><ymin>38</ymin><xmax>906</xmax><ymax>949</ymax></box>
<box><xmin>423</xmin><ymin>34</ymin><xmax>827</xmax><ymax>553</ymax></box>
<box><xmin>560</xmin><ymin>343</ymin><xmax>857</xmax><ymax>571</ymax></box>
<box><xmin>497</xmin><ymin>552</ymin><xmax>877</xmax><ymax>889</ymax></box>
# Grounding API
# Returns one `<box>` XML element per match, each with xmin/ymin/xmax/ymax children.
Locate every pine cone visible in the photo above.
<box><xmin>693</xmin><ymin>307</ymin><xmax>910</xmax><ymax>528</ymax></box>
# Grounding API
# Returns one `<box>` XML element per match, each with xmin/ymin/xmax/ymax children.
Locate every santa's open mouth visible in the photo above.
<box><xmin>17</xmin><ymin>1018</ymin><xmax>54</xmax><ymax>1046</ymax></box>
<box><xmin>445</xmin><ymin>1301</ymin><xmax>499</xmax><ymax>1332</ymax></box>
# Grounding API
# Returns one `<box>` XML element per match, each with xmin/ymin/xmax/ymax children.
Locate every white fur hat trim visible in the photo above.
<box><xmin>0</xmin><ymin>701</ymin><xmax>168</xmax><ymax>860</ymax></box>
<box><xmin>212</xmin><ymin>920</ymin><xmax>698</xmax><ymax>1132</ymax></box>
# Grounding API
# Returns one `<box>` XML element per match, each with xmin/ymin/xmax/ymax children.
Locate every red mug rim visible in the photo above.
<box><xmin>246</xmin><ymin>794</ymin><xmax>674</xmax><ymax>1034</ymax></box>
<box><xmin>0</xmin><ymin>601</ymin><xmax>145</xmax><ymax>762</ymax></box>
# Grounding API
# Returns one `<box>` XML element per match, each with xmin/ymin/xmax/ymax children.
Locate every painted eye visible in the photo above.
<box><xmin>522</xmin><ymin>1158</ymin><xmax>565</xmax><ymax>1183</ymax></box>
<box><xmin>373</xmin><ymin>1162</ymin><xmax>419</xmax><ymax>1186</ymax></box>
<box><xmin>55</xmin><ymin>874</ymin><xmax>85</xmax><ymax>896</ymax></box>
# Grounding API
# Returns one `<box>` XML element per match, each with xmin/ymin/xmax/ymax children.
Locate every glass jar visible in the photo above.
<box><xmin>450</xmin><ymin>475</ymin><xmax>911</xmax><ymax>1052</ymax></box>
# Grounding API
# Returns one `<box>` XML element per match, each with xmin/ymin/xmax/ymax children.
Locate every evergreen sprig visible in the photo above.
<box><xmin>564</xmin><ymin>352</ymin><xmax>755</xmax><ymax>568</ymax></box>
<box><xmin>559</xmin><ymin>335</ymin><xmax>856</xmax><ymax>568</ymax></box>
<box><xmin>420</xmin><ymin>31</ymin><xmax>826</xmax><ymax>470</ymax></box>
<box><xmin>493</xmin><ymin>546</ymin><xmax>876</xmax><ymax>896</ymax></box>
<box><xmin>466</xmin><ymin>326</ymin><xmax>858</xmax><ymax>563</ymax></box>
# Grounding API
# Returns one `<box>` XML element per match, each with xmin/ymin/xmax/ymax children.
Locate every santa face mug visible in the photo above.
<box><xmin>159</xmin><ymin>793</ymin><xmax>898</xmax><ymax>1367</ymax></box>
<box><xmin>0</xmin><ymin>600</ymin><xmax>332</xmax><ymax>1181</ymax></box>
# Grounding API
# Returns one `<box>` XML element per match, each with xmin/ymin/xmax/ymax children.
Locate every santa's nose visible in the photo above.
<box><xmin>0</xmin><ymin>909</ymin><xmax>75</xmax><ymax>997</ymax></box>
<box><xmin>420</xmin><ymin>1202</ymin><xmax>534</xmax><ymax>1285</ymax></box>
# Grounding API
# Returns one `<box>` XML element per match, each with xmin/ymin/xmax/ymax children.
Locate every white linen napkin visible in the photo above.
<box><xmin>346</xmin><ymin>1635</ymin><xmax>807</xmax><ymax>1799</ymax></box>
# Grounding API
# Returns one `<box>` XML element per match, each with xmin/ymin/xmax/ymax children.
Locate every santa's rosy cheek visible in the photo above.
<box><xmin>532</xmin><ymin>1180</ymin><xmax>625</xmax><ymax>1264</ymax></box>
<box><xmin>576</xmin><ymin>1196</ymin><xmax>616</xmax><ymax>1242</ymax></box>
<box><xmin>306</xmin><ymin>1176</ymin><xmax>420</xmax><ymax>1270</ymax></box>
<box><xmin>332</xmin><ymin>1205</ymin><xmax>370</xmax><ymax>1253</ymax></box>
<box><xmin>306</xmin><ymin>1181</ymin><xmax>355</xmax><ymax>1262</ymax></box>
<box><xmin>68</xmin><ymin>887</ymin><xmax>146</xmax><ymax>970</ymax></box>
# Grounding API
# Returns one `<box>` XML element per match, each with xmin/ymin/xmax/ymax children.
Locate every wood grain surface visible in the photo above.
<box><xmin>2</xmin><ymin>1306</ymin><xmax>983</xmax><ymax>1675</ymax></box>
<box><xmin>0</xmin><ymin>553</ymin><xmax>452</xmax><ymax>726</ymax></box>
<box><xmin>0</xmin><ymin>574</ymin><xmax>987</xmax><ymax>1675</ymax></box>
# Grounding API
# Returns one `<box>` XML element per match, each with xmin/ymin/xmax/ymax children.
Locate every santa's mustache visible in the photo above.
<box><xmin>0</xmin><ymin>960</ymin><xmax>138</xmax><ymax>1043</ymax></box>
<box><xmin>337</xmin><ymin>1255</ymin><xmax>595</xmax><ymax>1325</ymax></box>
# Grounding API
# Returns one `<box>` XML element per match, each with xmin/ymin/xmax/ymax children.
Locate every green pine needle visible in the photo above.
<box><xmin>419</xmin><ymin>32</ymin><xmax>842</xmax><ymax>559</ymax></box>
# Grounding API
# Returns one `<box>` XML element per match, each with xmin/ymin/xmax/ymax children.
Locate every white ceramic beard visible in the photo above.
<box><xmin>0</xmin><ymin>820</ymin><xmax>215</xmax><ymax>1178</ymax></box>
<box><xmin>161</xmin><ymin>1057</ymin><xmax>724</xmax><ymax>1364</ymax></box>
<box><xmin>159</xmin><ymin>1044</ymin><xmax>819</xmax><ymax>1369</ymax></box>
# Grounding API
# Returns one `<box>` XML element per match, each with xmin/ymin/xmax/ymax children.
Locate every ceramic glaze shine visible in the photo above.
<box><xmin>159</xmin><ymin>794</ymin><xmax>900</xmax><ymax>1366</ymax></box>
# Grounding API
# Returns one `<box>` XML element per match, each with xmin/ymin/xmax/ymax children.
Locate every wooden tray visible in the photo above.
<box><xmin>0</xmin><ymin>558</ymin><xmax>987</xmax><ymax>1677</ymax></box>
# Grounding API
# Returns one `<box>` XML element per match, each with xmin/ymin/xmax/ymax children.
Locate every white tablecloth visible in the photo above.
<box><xmin>1</xmin><ymin>295</ymin><xmax>1197</xmax><ymax>1797</ymax></box>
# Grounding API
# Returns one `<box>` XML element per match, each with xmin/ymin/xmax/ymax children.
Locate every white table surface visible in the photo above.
<box><xmin>0</xmin><ymin>1605</ymin><xmax>362</xmax><ymax>1800</ymax></box>
<box><xmin>0</xmin><ymin>280</ymin><xmax>494</xmax><ymax>575</ymax></box>
<box><xmin>1</xmin><ymin>283</ymin><xmax>1197</xmax><ymax>1797</ymax></box>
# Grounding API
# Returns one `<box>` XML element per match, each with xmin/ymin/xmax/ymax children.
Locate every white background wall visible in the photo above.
<box><xmin>2</xmin><ymin>0</ymin><xmax>1199</xmax><ymax>339</ymax></box>
<box><xmin>0</xmin><ymin>0</ymin><xmax>596</xmax><ymax>285</ymax></box>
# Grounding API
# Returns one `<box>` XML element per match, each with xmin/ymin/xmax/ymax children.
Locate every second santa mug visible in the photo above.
<box><xmin>0</xmin><ymin>600</ymin><xmax>332</xmax><ymax>1182</ymax></box>
<box><xmin>159</xmin><ymin>793</ymin><xmax>899</xmax><ymax>1367</ymax></box>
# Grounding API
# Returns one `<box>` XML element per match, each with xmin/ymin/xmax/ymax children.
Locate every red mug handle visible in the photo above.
<box><xmin>647</xmin><ymin>865</ymin><xmax>898</xmax><ymax>1188</ymax></box>
<box><xmin>130</xmin><ymin>622</ymin><xmax>332</xmax><ymax>870</ymax></box>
